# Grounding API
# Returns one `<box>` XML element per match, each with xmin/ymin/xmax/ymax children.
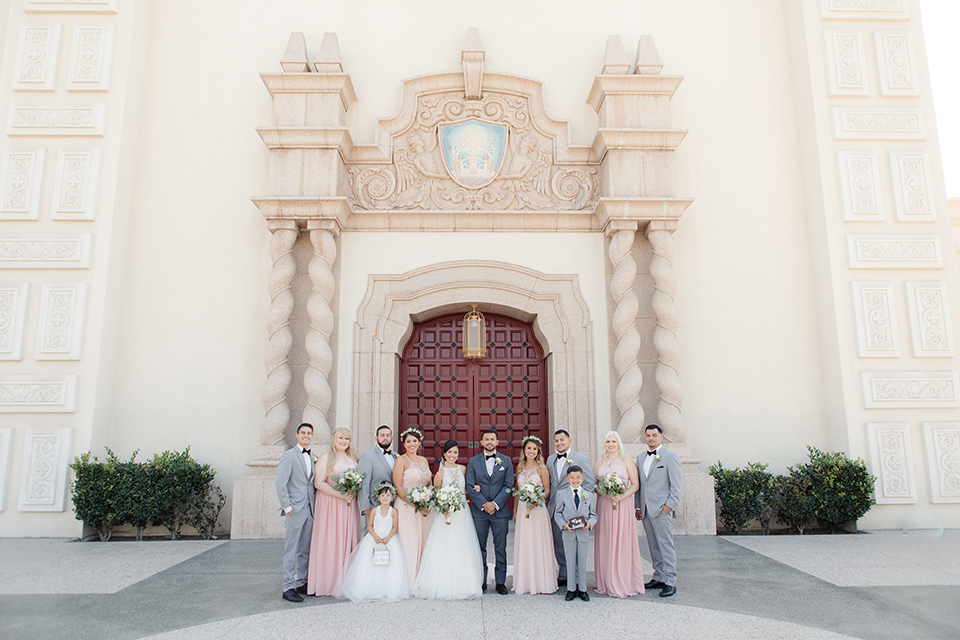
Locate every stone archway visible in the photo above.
<box><xmin>351</xmin><ymin>260</ymin><xmax>597</xmax><ymax>460</ymax></box>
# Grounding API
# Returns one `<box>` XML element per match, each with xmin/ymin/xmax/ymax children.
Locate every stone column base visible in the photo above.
<box><xmin>230</xmin><ymin>459</ymin><xmax>285</xmax><ymax>540</ymax></box>
<box><xmin>623</xmin><ymin>442</ymin><xmax>717</xmax><ymax>535</ymax></box>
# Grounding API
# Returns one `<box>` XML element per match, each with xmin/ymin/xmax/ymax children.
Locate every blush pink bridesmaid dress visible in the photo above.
<box><xmin>307</xmin><ymin>453</ymin><xmax>360</xmax><ymax>597</ymax></box>
<box><xmin>594</xmin><ymin>458</ymin><xmax>645</xmax><ymax>598</ymax></box>
<box><xmin>512</xmin><ymin>468</ymin><xmax>558</xmax><ymax>595</ymax></box>
<box><xmin>396</xmin><ymin>458</ymin><xmax>432</xmax><ymax>588</ymax></box>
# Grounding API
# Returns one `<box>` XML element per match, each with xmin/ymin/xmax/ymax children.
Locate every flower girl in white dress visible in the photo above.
<box><xmin>339</xmin><ymin>483</ymin><xmax>410</xmax><ymax>602</ymax></box>
<box><xmin>413</xmin><ymin>440</ymin><xmax>484</xmax><ymax>600</ymax></box>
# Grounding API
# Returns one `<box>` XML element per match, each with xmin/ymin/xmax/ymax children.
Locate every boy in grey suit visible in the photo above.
<box><xmin>545</xmin><ymin>429</ymin><xmax>594</xmax><ymax>587</ymax></box>
<box><xmin>275</xmin><ymin>423</ymin><xmax>316</xmax><ymax>602</ymax></box>
<box><xmin>553</xmin><ymin>465</ymin><xmax>597</xmax><ymax>602</ymax></box>
<box><xmin>634</xmin><ymin>424</ymin><xmax>683</xmax><ymax>597</ymax></box>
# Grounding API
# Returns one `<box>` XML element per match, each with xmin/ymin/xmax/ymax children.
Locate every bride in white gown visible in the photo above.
<box><xmin>413</xmin><ymin>440</ymin><xmax>484</xmax><ymax>600</ymax></box>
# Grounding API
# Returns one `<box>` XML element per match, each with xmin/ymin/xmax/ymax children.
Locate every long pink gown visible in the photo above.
<box><xmin>396</xmin><ymin>458</ymin><xmax>432</xmax><ymax>588</ymax></box>
<box><xmin>512</xmin><ymin>468</ymin><xmax>558</xmax><ymax>595</ymax></box>
<box><xmin>594</xmin><ymin>458</ymin><xmax>645</xmax><ymax>598</ymax></box>
<box><xmin>307</xmin><ymin>454</ymin><xmax>361</xmax><ymax>597</ymax></box>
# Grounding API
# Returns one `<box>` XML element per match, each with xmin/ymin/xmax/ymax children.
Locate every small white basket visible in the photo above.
<box><xmin>372</xmin><ymin>543</ymin><xmax>390</xmax><ymax>566</ymax></box>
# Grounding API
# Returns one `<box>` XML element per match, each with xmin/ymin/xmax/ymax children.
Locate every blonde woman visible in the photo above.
<box><xmin>512</xmin><ymin>435</ymin><xmax>557</xmax><ymax>595</ymax></box>
<box><xmin>307</xmin><ymin>428</ymin><xmax>361</xmax><ymax>597</ymax></box>
<box><xmin>593</xmin><ymin>431</ymin><xmax>645</xmax><ymax>597</ymax></box>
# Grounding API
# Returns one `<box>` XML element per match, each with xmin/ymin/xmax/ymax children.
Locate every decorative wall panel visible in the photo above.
<box><xmin>0</xmin><ymin>233</ymin><xmax>92</xmax><ymax>269</ymax></box>
<box><xmin>7</xmin><ymin>103</ymin><xmax>106</xmax><ymax>136</ymax></box>
<box><xmin>846</xmin><ymin>234</ymin><xmax>943</xmax><ymax>269</ymax></box>
<box><xmin>0</xmin><ymin>283</ymin><xmax>30</xmax><ymax>360</ymax></box>
<box><xmin>922</xmin><ymin>422</ymin><xmax>960</xmax><ymax>503</ymax></box>
<box><xmin>13</xmin><ymin>24</ymin><xmax>60</xmax><ymax>91</ymax></box>
<box><xmin>0</xmin><ymin>375</ymin><xmax>78</xmax><ymax>413</ymax></box>
<box><xmin>851</xmin><ymin>282</ymin><xmax>899</xmax><ymax>357</ymax></box>
<box><xmin>0</xmin><ymin>427</ymin><xmax>11</xmax><ymax>511</ymax></box>
<box><xmin>824</xmin><ymin>31</ymin><xmax>868</xmax><ymax>95</ymax></box>
<box><xmin>67</xmin><ymin>25</ymin><xmax>116</xmax><ymax>91</ymax></box>
<box><xmin>35</xmin><ymin>283</ymin><xmax>86</xmax><ymax>360</ymax></box>
<box><xmin>18</xmin><ymin>427</ymin><xmax>73</xmax><ymax>512</ymax></box>
<box><xmin>890</xmin><ymin>152</ymin><xmax>935</xmax><ymax>221</ymax></box>
<box><xmin>24</xmin><ymin>0</ymin><xmax>118</xmax><ymax>12</ymax></box>
<box><xmin>905</xmin><ymin>281</ymin><xmax>954</xmax><ymax>357</ymax></box>
<box><xmin>837</xmin><ymin>151</ymin><xmax>882</xmax><ymax>221</ymax></box>
<box><xmin>832</xmin><ymin>108</ymin><xmax>924</xmax><ymax>140</ymax></box>
<box><xmin>860</xmin><ymin>371</ymin><xmax>960</xmax><ymax>408</ymax></box>
<box><xmin>875</xmin><ymin>31</ymin><xmax>920</xmax><ymax>96</ymax></box>
<box><xmin>0</xmin><ymin>149</ymin><xmax>45</xmax><ymax>220</ymax></box>
<box><xmin>866</xmin><ymin>422</ymin><xmax>916</xmax><ymax>504</ymax></box>
<box><xmin>821</xmin><ymin>0</ymin><xmax>908</xmax><ymax>20</ymax></box>
<box><xmin>51</xmin><ymin>149</ymin><xmax>100</xmax><ymax>220</ymax></box>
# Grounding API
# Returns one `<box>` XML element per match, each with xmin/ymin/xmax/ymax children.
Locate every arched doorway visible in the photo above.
<box><xmin>399</xmin><ymin>313</ymin><xmax>547</xmax><ymax>469</ymax></box>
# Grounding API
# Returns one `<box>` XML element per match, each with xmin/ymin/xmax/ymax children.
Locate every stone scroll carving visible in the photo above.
<box><xmin>866</xmin><ymin>422</ymin><xmax>916</xmax><ymax>504</ymax></box>
<box><xmin>922</xmin><ymin>422</ymin><xmax>960</xmax><ymax>503</ymax></box>
<box><xmin>348</xmin><ymin>94</ymin><xmax>599</xmax><ymax>212</ymax></box>
<box><xmin>18</xmin><ymin>427</ymin><xmax>73</xmax><ymax>512</ymax></box>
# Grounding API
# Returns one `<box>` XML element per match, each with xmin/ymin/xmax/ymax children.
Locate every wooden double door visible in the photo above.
<box><xmin>399</xmin><ymin>313</ymin><xmax>547</xmax><ymax>469</ymax></box>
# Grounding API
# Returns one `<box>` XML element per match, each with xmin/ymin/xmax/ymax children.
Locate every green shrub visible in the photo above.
<box><xmin>795</xmin><ymin>446</ymin><xmax>875</xmax><ymax>532</ymax></box>
<box><xmin>708</xmin><ymin>461</ymin><xmax>774</xmax><ymax>534</ymax></box>
<box><xmin>70</xmin><ymin>451</ymin><xmax>120</xmax><ymax>541</ymax></box>
<box><xmin>773</xmin><ymin>471</ymin><xmax>817</xmax><ymax>534</ymax></box>
<box><xmin>185</xmin><ymin>483</ymin><xmax>226</xmax><ymax>540</ymax></box>
<box><xmin>149</xmin><ymin>447</ymin><xmax>216</xmax><ymax>540</ymax></box>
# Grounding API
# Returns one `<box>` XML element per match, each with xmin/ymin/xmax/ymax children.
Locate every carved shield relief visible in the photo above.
<box><xmin>438</xmin><ymin>119</ymin><xmax>507</xmax><ymax>189</ymax></box>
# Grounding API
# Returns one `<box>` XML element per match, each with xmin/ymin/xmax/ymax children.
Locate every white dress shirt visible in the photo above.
<box><xmin>643</xmin><ymin>446</ymin><xmax>660</xmax><ymax>478</ymax></box>
<box><xmin>555</xmin><ymin>452</ymin><xmax>569</xmax><ymax>479</ymax></box>
<box><xmin>298</xmin><ymin>445</ymin><xmax>313</xmax><ymax>478</ymax></box>
<box><xmin>382</xmin><ymin>448</ymin><xmax>396</xmax><ymax>471</ymax></box>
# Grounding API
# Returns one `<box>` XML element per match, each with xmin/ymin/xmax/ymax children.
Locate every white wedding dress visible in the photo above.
<box><xmin>412</xmin><ymin>466</ymin><xmax>484</xmax><ymax>600</ymax></box>
<box><xmin>340</xmin><ymin>507</ymin><xmax>410</xmax><ymax>602</ymax></box>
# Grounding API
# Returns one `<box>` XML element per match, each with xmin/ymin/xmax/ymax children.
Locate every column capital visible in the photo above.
<box><xmin>646</xmin><ymin>219</ymin><xmax>679</xmax><ymax>234</ymax></box>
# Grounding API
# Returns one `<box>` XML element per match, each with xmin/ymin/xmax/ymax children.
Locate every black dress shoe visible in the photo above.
<box><xmin>496</xmin><ymin>583</ymin><xmax>508</xmax><ymax>595</ymax></box>
<box><xmin>557</xmin><ymin>578</ymin><xmax>567</xmax><ymax>587</ymax></box>
<box><xmin>578</xmin><ymin>590</ymin><xmax>590</xmax><ymax>602</ymax></box>
<box><xmin>659</xmin><ymin>585</ymin><xmax>676</xmax><ymax>598</ymax></box>
<box><xmin>645</xmin><ymin>579</ymin><xmax>666</xmax><ymax>589</ymax></box>
<box><xmin>481</xmin><ymin>583</ymin><xmax>487</xmax><ymax>592</ymax></box>
<box><xmin>565</xmin><ymin>590</ymin><xmax>577</xmax><ymax>601</ymax></box>
<box><xmin>282</xmin><ymin>589</ymin><xmax>304</xmax><ymax>602</ymax></box>
<box><xmin>295</xmin><ymin>584</ymin><xmax>308</xmax><ymax>595</ymax></box>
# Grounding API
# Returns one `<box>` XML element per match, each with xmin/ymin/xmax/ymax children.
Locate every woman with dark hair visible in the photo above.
<box><xmin>392</xmin><ymin>427</ymin><xmax>432</xmax><ymax>588</ymax></box>
<box><xmin>413</xmin><ymin>440</ymin><xmax>483</xmax><ymax>599</ymax></box>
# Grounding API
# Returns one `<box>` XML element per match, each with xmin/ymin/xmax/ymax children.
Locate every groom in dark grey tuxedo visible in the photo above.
<box><xmin>466</xmin><ymin>428</ymin><xmax>514</xmax><ymax>594</ymax></box>
<box><xmin>275</xmin><ymin>423</ymin><xmax>316</xmax><ymax>602</ymax></box>
<box><xmin>357</xmin><ymin>425</ymin><xmax>396</xmax><ymax>518</ymax></box>
<box><xmin>635</xmin><ymin>424</ymin><xmax>683</xmax><ymax>598</ymax></box>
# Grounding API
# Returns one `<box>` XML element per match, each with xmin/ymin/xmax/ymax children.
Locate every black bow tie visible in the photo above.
<box><xmin>485</xmin><ymin>454</ymin><xmax>496</xmax><ymax>460</ymax></box>
<box><xmin>647</xmin><ymin>450</ymin><xmax>657</xmax><ymax>456</ymax></box>
<box><xmin>557</xmin><ymin>453</ymin><xmax>567</xmax><ymax>458</ymax></box>
<box><xmin>302</xmin><ymin>449</ymin><xmax>311</xmax><ymax>456</ymax></box>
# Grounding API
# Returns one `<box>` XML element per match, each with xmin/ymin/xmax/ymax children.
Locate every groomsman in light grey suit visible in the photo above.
<box><xmin>635</xmin><ymin>424</ymin><xmax>683</xmax><ymax>597</ymax></box>
<box><xmin>276</xmin><ymin>423</ymin><xmax>316</xmax><ymax>603</ymax></box>
<box><xmin>546</xmin><ymin>429</ymin><xmax>594</xmax><ymax>588</ymax></box>
<box><xmin>357</xmin><ymin>425</ymin><xmax>396</xmax><ymax>517</ymax></box>
<box><xmin>553</xmin><ymin>465</ymin><xmax>597</xmax><ymax>602</ymax></box>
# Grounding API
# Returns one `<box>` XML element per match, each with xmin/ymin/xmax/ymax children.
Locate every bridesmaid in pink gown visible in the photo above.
<box><xmin>593</xmin><ymin>430</ymin><xmax>645</xmax><ymax>598</ymax></box>
<box><xmin>307</xmin><ymin>428</ymin><xmax>361</xmax><ymax>597</ymax></box>
<box><xmin>392</xmin><ymin>427</ymin><xmax>432</xmax><ymax>588</ymax></box>
<box><xmin>512</xmin><ymin>435</ymin><xmax>558</xmax><ymax>595</ymax></box>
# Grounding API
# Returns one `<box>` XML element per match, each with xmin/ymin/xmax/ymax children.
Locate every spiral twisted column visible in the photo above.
<box><xmin>302</xmin><ymin>225</ymin><xmax>337</xmax><ymax>446</ymax></box>
<box><xmin>646</xmin><ymin>222</ymin><xmax>685</xmax><ymax>444</ymax></box>
<box><xmin>262</xmin><ymin>223</ymin><xmax>298</xmax><ymax>451</ymax></box>
<box><xmin>608</xmin><ymin>227</ymin><xmax>644</xmax><ymax>442</ymax></box>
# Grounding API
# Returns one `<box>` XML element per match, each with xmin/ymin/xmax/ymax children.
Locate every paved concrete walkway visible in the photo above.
<box><xmin>1</xmin><ymin>530</ymin><xmax>958</xmax><ymax>639</ymax></box>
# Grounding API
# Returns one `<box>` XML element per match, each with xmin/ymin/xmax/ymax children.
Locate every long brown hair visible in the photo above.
<box><xmin>516</xmin><ymin>437</ymin><xmax>545</xmax><ymax>475</ymax></box>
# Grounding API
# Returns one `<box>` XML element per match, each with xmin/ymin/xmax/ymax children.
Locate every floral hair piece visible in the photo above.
<box><xmin>400</xmin><ymin>427</ymin><xmax>422</xmax><ymax>441</ymax></box>
<box><xmin>521</xmin><ymin>435</ymin><xmax>543</xmax><ymax>447</ymax></box>
<box><xmin>375</xmin><ymin>481</ymin><xmax>396</xmax><ymax>495</ymax></box>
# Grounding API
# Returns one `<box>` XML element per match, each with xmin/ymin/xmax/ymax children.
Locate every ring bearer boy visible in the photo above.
<box><xmin>553</xmin><ymin>465</ymin><xmax>597</xmax><ymax>602</ymax></box>
<box><xmin>546</xmin><ymin>429</ymin><xmax>594</xmax><ymax>588</ymax></box>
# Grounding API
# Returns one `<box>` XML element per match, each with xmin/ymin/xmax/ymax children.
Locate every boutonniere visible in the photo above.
<box><xmin>565</xmin><ymin>458</ymin><xmax>573</xmax><ymax>466</ymax></box>
<box><xmin>655</xmin><ymin>454</ymin><xmax>661</xmax><ymax>462</ymax></box>
<box><xmin>495</xmin><ymin>457</ymin><xmax>503</xmax><ymax>467</ymax></box>
<box><xmin>312</xmin><ymin>455</ymin><xmax>319</xmax><ymax>464</ymax></box>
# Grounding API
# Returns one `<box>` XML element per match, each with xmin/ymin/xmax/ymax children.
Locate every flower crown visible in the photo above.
<box><xmin>375</xmin><ymin>481</ymin><xmax>397</xmax><ymax>495</ymax></box>
<box><xmin>400</xmin><ymin>427</ymin><xmax>422</xmax><ymax>441</ymax></box>
<box><xmin>521</xmin><ymin>435</ymin><xmax>543</xmax><ymax>447</ymax></box>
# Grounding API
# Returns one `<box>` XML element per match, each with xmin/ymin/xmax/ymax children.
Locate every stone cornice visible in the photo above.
<box><xmin>345</xmin><ymin>210</ymin><xmax>598</xmax><ymax>232</ymax></box>
<box><xmin>260</xmin><ymin>73</ymin><xmax>357</xmax><ymax>111</ymax></box>
<box><xmin>256</xmin><ymin>127</ymin><xmax>354</xmax><ymax>157</ymax></box>
<box><xmin>591</xmin><ymin>129</ymin><xmax>688</xmax><ymax>159</ymax></box>
<box><xmin>251</xmin><ymin>196</ymin><xmax>352</xmax><ymax>229</ymax></box>
<box><xmin>595</xmin><ymin>197</ymin><xmax>693</xmax><ymax>232</ymax></box>
<box><xmin>587</xmin><ymin>75</ymin><xmax>683</xmax><ymax>111</ymax></box>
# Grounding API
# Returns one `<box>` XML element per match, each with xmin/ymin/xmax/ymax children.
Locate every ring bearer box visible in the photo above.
<box><xmin>567</xmin><ymin>516</ymin><xmax>588</xmax><ymax>530</ymax></box>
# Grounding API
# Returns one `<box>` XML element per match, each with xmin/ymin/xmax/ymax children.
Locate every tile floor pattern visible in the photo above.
<box><xmin>0</xmin><ymin>531</ymin><xmax>958</xmax><ymax>640</ymax></box>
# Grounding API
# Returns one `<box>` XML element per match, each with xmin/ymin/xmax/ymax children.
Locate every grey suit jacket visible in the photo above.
<box><xmin>553</xmin><ymin>487</ymin><xmax>598</xmax><ymax>541</ymax></box>
<box><xmin>275</xmin><ymin>446</ymin><xmax>316</xmax><ymax>515</ymax></box>
<box><xmin>635</xmin><ymin>447</ymin><xmax>683</xmax><ymax>519</ymax></box>
<box><xmin>546</xmin><ymin>450</ymin><xmax>595</xmax><ymax>511</ymax></box>
<box><xmin>465</xmin><ymin>453</ymin><xmax>514</xmax><ymax>518</ymax></box>
<box><xmin>357</xmin><ymin>446</ymin><xmax>396</xmax><ymax>512</ymax></box>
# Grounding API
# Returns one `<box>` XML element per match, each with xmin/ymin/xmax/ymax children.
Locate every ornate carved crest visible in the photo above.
<box><xmin>438</xmin><ymin>119</ymin><xmax>507</xmax><ymax>189</ymax></box>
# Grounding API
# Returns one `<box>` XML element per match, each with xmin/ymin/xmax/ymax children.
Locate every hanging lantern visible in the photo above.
<box><xmin>462</xmin><ymin>304</ymin><xmax>486</xmax><ymax>359</ymax></box>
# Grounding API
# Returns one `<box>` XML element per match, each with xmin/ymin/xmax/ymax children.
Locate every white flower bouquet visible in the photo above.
<box><xmin>407</xmin><ymin>485</ymin><xmax>434</xmax><ymax>517</ymax></box>
<box><xmin>334</xmin><ymin>468</ymin><xmax>366</xmax><ymax>507</ymax></box>
<box><xmin>431</xmin><ymin>484</ymin><xmax>467</xmax><ymax>525</ymax></box>
<box><xmin>515</xmin><ymin>482</ymin><xmax>545</xmax><ymax>518</ymax></box>
<box><xmin>596</xmin><ymin>472</ymin><xmax>627</xmax><ymax>510</ymax></box>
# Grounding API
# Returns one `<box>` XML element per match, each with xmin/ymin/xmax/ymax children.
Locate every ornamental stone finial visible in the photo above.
<box><xmin>315</xmin><ymin>32</ymin><xmax>343</xmax><ymax>73</ymax></box>
<box><xmin>602</xmin><ymin>35</ymin><xmax>630</xmax><ymax>75</ymax></box>
<box><xmin>634</xmin><ymin>35</ymin><xmax>663</xmax><ymax>75</ymax></box>
<box><xmin>462</xmin><ymin>27</ymin><xmax>484</xmax><ymax>99</ymax></box>
<box><xmin>280</xmin><ymin>32</ymin><xmax>311</xmax><ymax>73</ymax></box>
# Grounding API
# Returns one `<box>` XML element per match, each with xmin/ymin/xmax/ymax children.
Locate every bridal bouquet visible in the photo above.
<box><xmin>407</xmin><ymin>486</ymin><xmax>434</xmax><ymax>517</ymax></box>
<box><xmin>515</xmin><ymin>482</ymin><xmax>545</xmax><ymax>518</ymax></box>
<box><xmin>431</xmin><ymin>485</ymin><xmax>467</xmax><ymax>525</ymax></box>
<box><xmin>596</xmin><ymin>473</ymin><xmax>626</xmax><ymax>510</ymax></box>
<box><xmin>334</xmin><ymin>468</ymin><xmax>366</xmax><ymax>507</ymax></box>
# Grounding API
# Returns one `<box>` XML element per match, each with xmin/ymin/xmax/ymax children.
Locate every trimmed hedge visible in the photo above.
<box><xmin>710</xmin><ymin>446</ymin><xmax>875</xmax><ymax>535</ymax></box>
<box><xmin>69</xmin><ymin>447</ymin><xmax>223</xmax><ymax>541</ymax></box>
